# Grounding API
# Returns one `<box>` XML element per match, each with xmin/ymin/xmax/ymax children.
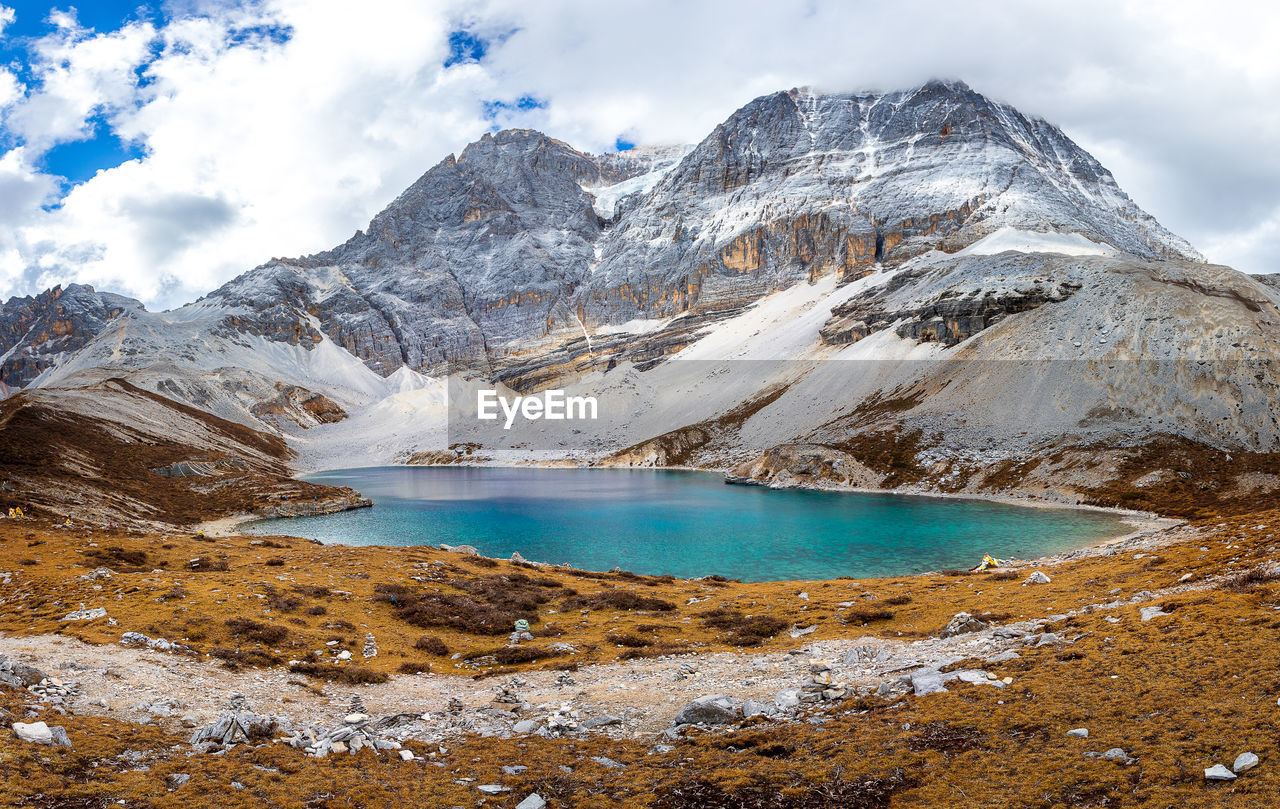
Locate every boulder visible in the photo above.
<box><xmin>516</xmin><ymin>795</ymin><xmax>547</xmax><ymax>809</ymax></box>
<box><xmin>12</xmin><ymin>721</ymin><xmax>71</xmax><ymax>747</ymax></box>
<box><xmin>1205</xmin><ymin>764</ymin><xmax>1237</xmax><ymax>781</ymax></box>
<box><xmin>940</xmin><ymin>612</ymin><xmax>987</xmax><ymax>639</ymax></box>
<box><xmin>1023</xmin><ymin>571</ymin><xmax>1051</xmax><ymax>585</ymax></box>
<box><xmin>674</xmin><ymin>694</ymin><xmax>741</xmax><ymax>726</ymax></box>
<box><xmin>1233</xmin><ymin>752</ymin><xmax>1259</xmax><ymax>773</ymax></box>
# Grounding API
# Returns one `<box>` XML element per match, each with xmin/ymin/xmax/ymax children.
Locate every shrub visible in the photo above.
<box><xmin>224</xmin><ymin>617</ymin><xmax>288</xmax><ymax>645</ymax></box>
<box><xmin>845</xmin><ymin>608</ymin><xmax>894</xmax><ymax>624</ymax></box>
<box><xmin>265</xmin><ymin>558</ymin><xmax>285</xmax><ymax>567</ymax></box>
<box><xmin>373</xmin><ymin>581</ymin><xmax>539</xmax><ymax>636</ymax></box>
<box><xmin>189</xmin><ymin>557</ymin><xmax>229</xmax><ymax>572</ymax></box>
<box><xmin>288</xmin><ymin>662</ymin><xmax>388</xmax><ymax>684</ymax></box>
<box><xmin>882</xmin><ymin>594</ymin><xmax>912</xmax><ymax>605</ymax></box>
<box><xmin>306</xmin><ymin>605</ymin><xmax>327</xmax><ymax>616</ymax></box>
<box><xmin>397</xmin><ymin>661</ymin><xmax>432</xmax><ymax>674</ymax></box>
<box><xmin>562</xmin><ymin>590</ymin><xmax>676</xmax><ymax>613</ymax></box>
<box><xmin>413</xmin><ymin>636</ymin><xmax>450</xmax><ymax>656</ymax></box>
<box><xmin>610</xmin><ymin>633</ymin><xmax>652</xmax><ymax>648</ymax></box>
<box><xmin>461</xmin><ymin>645</ymin><xmax>565</xmax><ymax>665</ymax></box>
<box><xmin>699</xmin><ymin>609</ymin><xmax>788</xmax><ymax>645</ymax></box>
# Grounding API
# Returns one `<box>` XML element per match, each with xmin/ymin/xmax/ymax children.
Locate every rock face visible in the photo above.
<box><xmin>0</xmin><ymin>284</ymin><xmax>143</xmax><ymax>393</ymax></box>
<box><xmin>4</xmin><ymin>80</ymin><xmax>1200</xmax><ymax>392</ymax></box>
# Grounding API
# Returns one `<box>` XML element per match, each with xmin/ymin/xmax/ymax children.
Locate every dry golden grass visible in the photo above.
<box><xmin>5</xmin><ymin>509</ymin><xmax>1280</xmax><ymax>806</ymax></box>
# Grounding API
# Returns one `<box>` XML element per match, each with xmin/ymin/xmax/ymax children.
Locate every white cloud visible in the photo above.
<box><xmin>0</xmin><ymin>0</ymin><xmax>1277</xmax><ymax>311</ymax></box>
<box><xmin>0</xmin><ymin>6</ymin><xmax>13</xmax><ymax>36</ymax></box>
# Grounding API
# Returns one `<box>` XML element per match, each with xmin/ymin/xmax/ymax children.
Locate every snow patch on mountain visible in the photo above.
<box><xmin>957</xmin><ymin>227</ymin><xmax>1118</xmax><ymax>258</ymax></box>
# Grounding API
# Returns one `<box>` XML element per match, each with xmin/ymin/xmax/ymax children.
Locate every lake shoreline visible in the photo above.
<box><xmin>207</xmin><ymin>463</ymin><xmax>1175</xmax><ymax>580</ymax></box>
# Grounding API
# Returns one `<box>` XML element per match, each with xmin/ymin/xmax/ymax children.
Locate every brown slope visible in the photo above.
<box><xmin>0</xmin><ymin>378</ymin><xmax>366</xmax><ymax>527</ymax></box>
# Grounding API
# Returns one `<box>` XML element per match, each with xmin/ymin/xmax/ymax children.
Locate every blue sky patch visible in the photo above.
<box><xmin>614</xmin><ymin>137</ymin><xmax>635</xmax><ymax>151</ymax></box>
<box><xmin>443</xmin><ymin>29</ymin><xmax>486</xmax><ymax>67</ymax></box>
<box><xmin>40</xmin><ymin>119</ymin><xmax>145</xmax><ymax>185</ymax></box>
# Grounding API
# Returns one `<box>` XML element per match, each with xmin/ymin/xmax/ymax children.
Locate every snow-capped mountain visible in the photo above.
<box><xmin>3</xmin><ymin>80</ymin><xmax>1277</xmax><ymax>501</ymax></box>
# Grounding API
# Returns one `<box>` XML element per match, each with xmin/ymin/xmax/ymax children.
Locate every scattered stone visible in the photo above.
<box><xmin>477</xmin><ymin>784</ymin><xmax>508</xmax><ymax>794</ymax></box>
<box><xmin>1204</xmin><ymin>764</ymin><xmax>1236</xmax><ymax>781</ymax></box>
<box><xmin>12</xmin><ymin>721</ymin><xmax>71</xmax><ymax>747</ymax></box>
<box><xmin>985</xmin><ymin>651</ymin><xmax>1020</xmax><ymax>664</ymax></box>
<box><xmin>168</xmin><ymin>773</ymin><xmax>190</xmax><ymax>789</ymax></box>
<box><xmin>516</xmin><ymin>794</ymin><xmax>547</xmax><ymax>809</ymax></box>
<box><xmin>774</xmin><ymin>689</ymin><xmax>801</xmax><ymax>710</ymax></box>
<box><xmin>1102</xmin><ymin>748</ymin><xmax>1133</xmax><ymax>764</ymax></box>
<box><xmin>0</xmin><ymin>656</ymin><xmax>46</xmax><ymax>689</ymax></box>
<box><xmin>512</xmin><ymin>719</ymin><xmax>539</xmax><ymax>735</ymax></box>
<box><xmin>910</xmin><ymin>669</ymin><xmax>958</xmax><ymax>696</ymax></box>
<box><xmin>742</xmin><ymin>700</ymin><xmax>768</xmax><ymax>718</ymax></box>
<box><xmin>674</xmin><ymin>662</ymin><xmax>699</xmax><ymax>681</ymax></box>
<box><xmin>1023</xmin><ymin>571</ymin><xmax>1051</xmax><ymax>585</ymax></box>
<box><xmin>581</xmin><ymin>714</ymin><xmax>622</xmax><ymax>729</ymax></box>
<box><xmin>398</xmin><ymin>749</ymin><xmax>414</xmax><ymax>761</ymax></box>
<box><xmin>1140</xmin><ymin>606</ymin><xmax>1170</xmax><ymax>622</ymax></box>
<box><xmin>59</xmin><ymin>604</ymin><xmax>108</xmax><ymax>622</ymax></box>
<box><xmin>808</xmin><ymin>659</ymin><xmax>832</xmax><ymax>673</ymax></box>
<box><xmin>674</xmin><ymin>694</ymin><xmax>741</xmax><ymax>726</ymax></box>
<box><xmin>1233</xmin><ymin>752</ymin><xmax>1259</xmax><ymax>773</ymax></box>
<box><xmin>591</xmin><ymin>756</ymin><xmax>625</xmax><ymax>769</ymax></box>
<box><xmin>788</xmin><ymin>624</ymin><xmax>817</xmax><ymax>639</ymax></box>
<box><xmin>1067</xmin><ymin>728</ymin><xmax>1089</xmax><ymax>738</ymax></box>
<box><xmin>1034</xmin><ymin>633</ymin><xmax>1062</xmax><ymax>646</ymax></box>
<box><xmin>940</xmin><ymin>612</ymin><xmax>987</xmax><ymax>639</ymax></box>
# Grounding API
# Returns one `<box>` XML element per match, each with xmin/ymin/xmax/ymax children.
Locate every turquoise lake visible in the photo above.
<box><xmin>246</xmin><ymin>467</ymin><xmax>1128</xmax><ymax>582</ymax></box>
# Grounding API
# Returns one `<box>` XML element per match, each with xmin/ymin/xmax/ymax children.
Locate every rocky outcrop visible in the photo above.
<box><xmin>12</xmin><ymin>81</ymin><xmax>1204</xmax><ymax>401</ymax></box>
<box><xmin>0</xmin><ymin>284</ymin><xmax>143</xmax><ymax>393</ymax></box>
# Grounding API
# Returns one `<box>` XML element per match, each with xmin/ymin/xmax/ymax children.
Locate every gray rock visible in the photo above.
<box><xmin>1205</xmin><ymin>764</ymin><xmax>1237</xmax><ymax>781</ymax></box>
<box><xmin>774</xmin><ymin>689</ymin><xmax>801</xmax><ymax>710</ymax></box>
<box><xmin>1140</xmin><ymin>606</ymin><xmax>1170</xmax><ymax>622</ymax></box>
<box><xmin>512</xmin><ymin>719</ymin><xmax>539</xmax><ymax>734</ymax></box>
<box><xmin>1034</xmin><ymin>633</ymin><xmax>1063</xmax><ymax>646</ymax></box>
<box><xmin>985</xmin><ymin>651</ymin><xmax>1020</xmax><ymax>664</ymax></box>
<box><xmin>1233</xmin><ymin>752</ymin><xmax>1259</xmax><ymax>773</ymax></box>
<box><xmin>1067</xmin><ymin>728</ymin><xmax>1089</xmax><ymax>738</ymax></box>
<box><xmin>591</xmin><ymin>756</ymin><xmax>625</xmax><ymax>769</ymax></box>
<box><xmin>742</xmin><ymin>700</ymin><xmax>768</xmax><ymax>718</ymax></box>
<box><xmin>12</xmin><ymin>721</ymin><xmax>71</xmax><ymax>747</ymax></box>
<box><xmin>940</xmin><ymin>612</ymin><xmax>987</xmax><ymax>639</ymax></box>
<box><xmin>674</xmin><ymin>694</ymin><xmax>741</xmax><ymax>726</ymax></box>
<box><xmin>168</xmin><ymin>774</ymin><xmax>191</xmax><ymax>788</ymax></box>
<box><xmin>477</xmin><ymin>785</ymin><xmax>509</xmax><ymax>794</ymax></box>
<box><xmin>1102</xmin><ymin>748</ymin><xmax>1133</xmax><ymax>763</ymax></box>
<box><xmin>1023</xmin><ymin>571</ymin><xmax>1051</xmax><ymax>585</ymax></box>
<box><xmin>516</xmin><ymin>795</ymin><xmax>547</xmax><ymax>809</ymax></box>
<box><xmin>910</xmin><ymin>669</ymin><xmax>958</xmax><ymax>696</ymax></box>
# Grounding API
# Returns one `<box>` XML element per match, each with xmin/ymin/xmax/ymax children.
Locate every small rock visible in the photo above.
<box><xmin>674</xmin><ymin>694</ymin><xmax>740</xmax><ymax>726</ymax></box>
<box><xmin>1233</xmin><ymin>752</ymin><xmax>1259</xmax><ymax>773</ymax></box>
<box><xmin>1140</xmin><ymin>606</ymin><xmax>1170</xmax><ymax>622</ymax></box>
<box><xmin>742</xmin><ymin>700</ymin><xmax>768</xmax><ymax>718</ymax></box>
<box><xmin>168</xmin><ymin>773</ymin><xmax>190</xmax><ymax>788</ymax></box>
<box><xmin>1023</xmin><ymin>571</ymin><xmax>1051</xmax><ymax>585</ymax></box>
<box><xmin>1034</xmin><ymin>633</ymin><xmax>1062</xmax><ymax>646</ymax></box>
<box><xmin>513</xmin><ymin>719</ymin><xmax>539</xmax><ymax>734</ymax></box>
<box><xmin>477</xmin><ymin>784</ymin><xmax>509</xmax><ymax>794</ymax></box>
<box><xmin>398</xmin><ymin>749</ymin><xmax>414</xmax><ymax>761</ymax></box>
<box><xmin>516</xmin><ymin>795</ymin><xmax>547</xmax><ymax>809</ymax></box>
<box><xmin>59</xmin><ymin>605</ymin><xmax>108</xmax><ymax>622</ymax></box>
<box><xmin>1067</xmin><ymin>728</ymin><xmax>1089</xmax><ymax>738</ymax></box>
<box><xmin>1205</xmin><ymin>764</ymin><xmax>1236</xmax><ymax>781</ymax></box>
<box><xmin>940</xmin><ymin>612</ymin><xmax>987</xmax><ymax>639</ymax></box>
<box><xmin>591</xmin><ymin>756</ymin><xmax>625</xmax><ymax>769</ymax></box>
<box><xmin>1102</xmin><ymin>748</ymin><xmax>1132</xmax><ymax>763</ymax></box>
<box><xmin>344</xmin><ymin>713</ymin><xmax>369</xmax><ymax>725</ymax></box>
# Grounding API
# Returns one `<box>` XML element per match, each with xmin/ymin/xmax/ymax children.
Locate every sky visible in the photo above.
<box><xmin>0</xmin><ymin>0</ymin><xmax>1277</xmax><ymax>311</ymax></box>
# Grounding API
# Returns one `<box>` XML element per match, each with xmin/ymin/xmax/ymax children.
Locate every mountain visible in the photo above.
<box><xmin>3</xmin><ymin>79</ymin><xmax>1278</xmax><ymax>514</ymax></box>
<box><xmin>0</xmin><ymin>284</ymin><xmax>144</xmax><ymax>395</ymax></box>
